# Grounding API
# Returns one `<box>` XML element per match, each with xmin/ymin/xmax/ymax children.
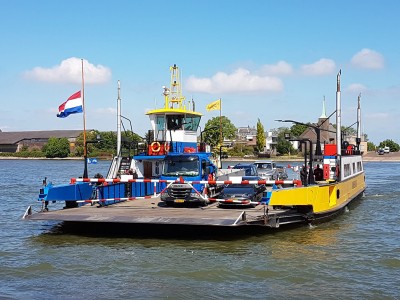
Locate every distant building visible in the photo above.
<box><xmin>265</xmin><ymin>130</ymin><xmax>277</xmax><ymax>155</ymax></box>
<box><xmin>0</xmin><ymin>130</ymin><xmax>84</xmax><ymax>153</ymax></box>
<box><xmin>298</xmin><ymin>99</ymin><xmax>336</xmax><ymax>156</ymax></box>
<box><xmin>236</xmin><ymin>126</ymin><xmax>257</xmax><ymax>147</ymax></box>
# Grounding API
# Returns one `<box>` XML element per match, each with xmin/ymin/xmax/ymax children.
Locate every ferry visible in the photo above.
<box><xmin>23</xmin><ymin>68</ymin><xmax>365</xmax><ymax>232</ymax></box>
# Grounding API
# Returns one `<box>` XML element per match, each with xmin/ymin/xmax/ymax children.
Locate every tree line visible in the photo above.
<box><xmin>2</xmin><ymin>116</ymin><xmax>398</xmax><ymax>158</ymax></box>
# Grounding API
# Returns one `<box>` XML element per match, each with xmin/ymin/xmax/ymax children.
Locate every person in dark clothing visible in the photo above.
<box><xmin>300</xmin><ymin>165</ymin><xmax>307</xmax><ymax>186</ymax></box>
<box><xmin>313</xmin><ymin>164</ymin><xmax>324</xmax><ymax>181</ymax></box>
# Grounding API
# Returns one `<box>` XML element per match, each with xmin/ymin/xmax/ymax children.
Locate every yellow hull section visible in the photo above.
<box><xmin>268</xmin><ymin>172</ymin><xmax>365</xmax><ymax>214</ymax></box>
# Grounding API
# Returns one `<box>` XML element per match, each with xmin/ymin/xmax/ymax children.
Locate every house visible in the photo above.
<box><xmin>0</xmin><ymin>130</ymin><xmax>84</xmax><ymax>153</ymax></box>
<box><xmin>298</xmin><ymin>100</ymin><xmax>336</xmax><ymax>157</ymax></box>
<box><xmin>236</xmin><ymin>126</ymin><xmax>257</xmax><ymax>147</ymax></box>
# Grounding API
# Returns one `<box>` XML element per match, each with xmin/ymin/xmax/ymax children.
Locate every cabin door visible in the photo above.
<box><xmin>143</xmin><ymin>161</ymin><xmax>153</xmax><ymax>178</ymax></box>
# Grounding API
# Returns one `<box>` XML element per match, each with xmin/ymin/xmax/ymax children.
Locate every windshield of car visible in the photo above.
<box><xmin>255</xmin><ymin>163</ymin><xmax>273</xmax><ymax>170</ymax></box>
<box><xmin>233</xmin><ymin>165</ymin><xmax>256</xmax><ymax>176</ymax></box>
<box><xmin>162</xmin><ymin>156</ymin><xmax>200</xmax><ymax>177</ymax></box>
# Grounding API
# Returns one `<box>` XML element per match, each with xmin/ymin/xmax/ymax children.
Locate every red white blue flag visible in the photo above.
<box><xmin>57</xmin><ymin>91</ymin><xmax>83</xmax><ymax>118</ymax></box>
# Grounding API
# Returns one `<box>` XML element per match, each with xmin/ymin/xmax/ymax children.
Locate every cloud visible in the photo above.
<box><xmin>24</xmin><ymin>57</ymin><xmax>111</xmax><ymax>84</ymax></box>
<box><xmin>259</xmin><ymin>61</ymin><xmax>293</xmax><ymax>75</ymax></box>
<box><xmin>95</xmin><ymin>107</ymin><xmax>117</xmax><ymax>114</ymax></box>
<box><xmin>185</xmin><ymin>68</ymin><xmax>283</xmax><ymax>94</ymax></box>
<box><xmin>300</xmin><ymin>58</ymin><xmax>336</xmax><ymax>75</ymax></box>
<box><xmin>366</xmin><ymin>112</ymin><xmax>391</xmax><ymax>119</ymax></box>
<box><xmin>346</xmin><ymin>83</ymin><xmax>368</xmax><ymax>93</ymax></box>
<box><xmin>351</xmin><ymin>48</ymin><xmax>384</xmax><ymax>69</ymax></box>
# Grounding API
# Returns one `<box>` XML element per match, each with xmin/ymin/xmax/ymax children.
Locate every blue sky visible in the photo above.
<box><xmin>1</xmin><ymin>0</ymin><xmax>399</xmax><ymax>145</ymax></box>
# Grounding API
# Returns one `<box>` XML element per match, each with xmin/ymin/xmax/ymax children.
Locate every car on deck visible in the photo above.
<box><xmin>232</xmin><ymin>163</ymin><xmax>258</xmax><ymax>176</ymax></box>
<box><xmin>218</xmin><ymin>176</ymin><xmax>266</xmax><ymax>208</ymax></box>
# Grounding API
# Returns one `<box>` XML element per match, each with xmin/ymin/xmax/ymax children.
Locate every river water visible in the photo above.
<box><xmin>0</xmin><ymin>159</ymin><xmax>399</xmax><ymax>299</ymax></box>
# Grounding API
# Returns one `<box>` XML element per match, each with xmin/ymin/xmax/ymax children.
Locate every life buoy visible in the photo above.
<box><xmin>164</xmin><ymin>143</ymin><xmax>170</xmax><ymax>152</ymax></box>
<box><xmin>151</xmin><ymin>141</ymin><xmax>161</xmax><ymax>153</ymax></box>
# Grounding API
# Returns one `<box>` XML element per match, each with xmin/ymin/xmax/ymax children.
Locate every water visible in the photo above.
<box><xmin>1</xmin><ymin>159</ymin><xmax>399</xmax><ymax>299</ymax></box>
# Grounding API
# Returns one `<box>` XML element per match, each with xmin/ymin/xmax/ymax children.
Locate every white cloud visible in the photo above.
<box><xmin>351</xmin><ymin>48</ymin><xmax>384</xmax><ymax>69</ymax></box>
<box><xmin>95</xmin><ymin>107</ymin><xmax>117</xmax><ymax>114</ymax></box>
<box><xmin>300</xmin><ymin>58</ymin><xmax>336</xmax><ymax>75</ymax></box>
<box><xmin>346</xmin><ymin>83</ymin><xmax>367</xmax><ymax>93</ymax></box>
<box><xmin>365</xmin><ymin>112</ymin><xmax>391</xmax><ymax>120</ymax></box>
<box><xmin>259</xmin><ymin>61</ymin><xmax>293</xmax><ymax>75</ymax></box>
<box><xmin>185</xmin><ymin>68</ymin><xmax>283</xmax><ymax>94</ymax></box>
<box><xmin>24</xmin><ymin>57</ymin><xmax>111</xmax><ymax>84</ymax></box>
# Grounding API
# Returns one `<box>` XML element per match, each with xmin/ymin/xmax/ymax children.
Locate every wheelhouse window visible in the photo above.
<box><xmin>167</xmin><ymin>115</ymin><xmax>183</xmax><ymax>130</ymax></box>
<box><xmin>183</xmin><ymin>116</ymin><xmax>201</xmax><ymax>131</ymax></box>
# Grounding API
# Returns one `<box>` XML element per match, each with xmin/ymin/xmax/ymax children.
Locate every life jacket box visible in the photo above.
<box><xmin>324</xmin><ymin>144</ymin><xmax>337</xmax><ymax>156</ymax></box>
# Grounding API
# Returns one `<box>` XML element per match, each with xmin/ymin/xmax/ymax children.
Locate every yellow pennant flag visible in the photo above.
<box><xmin>206</xmin><ymin>99</ymin><xmax>221</xmax><ymax>111</ymax></box>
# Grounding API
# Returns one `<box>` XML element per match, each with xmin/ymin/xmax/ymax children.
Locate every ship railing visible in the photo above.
<box><xmin>71</xmin><ymin>177</ymin><xmax>302</xmax><ymax>186</ymax></box>
<box><xmin>66</xmin><ymin>177</ymin><xmax>301</xmax><ymax>205</ymax></box>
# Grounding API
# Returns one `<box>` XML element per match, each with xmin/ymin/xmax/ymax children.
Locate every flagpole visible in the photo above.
<box><xmin>82</xmin><ymin>59</ymin><xmax>88</xmax><ymax>178</ymax></box>
<box><xmin>219</xmin><ymin>98</ymin><xmax>222</xmax><ymax>146</ymax></box>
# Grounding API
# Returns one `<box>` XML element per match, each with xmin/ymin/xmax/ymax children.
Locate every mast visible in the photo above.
<box><xmin>357</xmin><ymin>93</ymin><xmax>361</xmax><ymax>150</ymax></box>
<box><xmin>82</xmin><ymin>59</ymin><xmax>88</xmax><ymax>178</ymax></box>
<box><xmin>336</xmin><ymin>70</ymin><xmax>342</xmax><ymax>156</ymax></box>
<box><xmin>117</xmin><ymin>80</ymin><xmax>122</xmax><ymax>155</ymax></box>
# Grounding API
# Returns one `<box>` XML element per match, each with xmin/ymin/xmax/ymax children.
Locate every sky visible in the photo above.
<box><xmin>1</xmin><ymin>0</ymin><xmax>399</xmax><ymax>145</ymax></box>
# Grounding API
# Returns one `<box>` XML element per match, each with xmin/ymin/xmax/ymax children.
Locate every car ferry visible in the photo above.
<box><xmin>24</xmin><ymin>69</ymin><xmax>365</xmax><ymax>232</ymax></box>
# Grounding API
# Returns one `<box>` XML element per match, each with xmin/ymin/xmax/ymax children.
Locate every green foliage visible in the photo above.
<box><xmin>256</xmin><ymin>118</ymin><xmax>266</xmax><ymax>152</ymax></box>
<box><xmin>367</xmin><ymin>141</ymin><xmax>376</xmax><ymax>151</ymax></box>
<box><xmin>72</xmin><ymin>130</ymin><xmax>144</xmax><ymax>157</ymax></box>
<box><xmin>227</xmin><ymin>144</ymin><xmax>255</xmax><ymax>157</ymax></box>
<box><xmin>0</xmin><ymin>150</ymin><xmax>45</xmax><ymax>158</ymax></box>
<box><xmin>276</xmin><ymin>127</ymin><xmax>295</xmax><ymax>155</ymax></box>
<box><xmin>378</xmin><ymin>139</ymin><xmax>399</xmax><ymax>152</ymax></box>
<box><xmin>203</xmin><ymin>116</ymin><xmax>236</xmax><ymax>148</ymax></box>
<box><xmin>96</xmin><ymin>131</ymin><xmax>117</xmax><ymax>152</ymax></box>
<box><xmin>342</xmin><ymin>126</ymin><xmax>357</xmax><ymax>136</ymax></box>
<box><xmin>43</xmin><ymin>137</ymin><xmax>70</xmax><ymax>158</ymax></box>
<box><xmin>290</xmin><ymin>123</ymin><xmax>309</xmax><ymax>137</ymax></box>
<box><xmin>121</xmin><ymin>131</ymin><xmax>143</xmax><ymax>146</ymax></box>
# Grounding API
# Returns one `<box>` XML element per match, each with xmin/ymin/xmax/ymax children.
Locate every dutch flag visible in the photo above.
<box><xmin>57</xmin><ymin>91</ymin><xmax>83</xmax><ymax>118</ymax></box>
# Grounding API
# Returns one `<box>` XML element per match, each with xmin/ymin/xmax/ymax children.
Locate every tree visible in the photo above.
<box><xmin>275</xmin><ymin>127</ymin><xmax>295</xmax><ymax>155</ymax></box>
<box><xmin>378</xmin><ymin>139</ymin><xmax>399</xmax><ymax>152</ymax></box>
<box><xmin>73</xmin><ymin>130</ymin><xmax>101</xmax><ymax>156</ymax></box>
<box><xmin>43</xmin><ymin>137</ymin><xmax>70</xmax><ymax>158</ymax></box>
<box><xmin>203</xmin><ymin>116</ymin><xmax>236</xmax><ymax>148</ymax></box>
<box><xmin>342</xmin><ymin>126</ymin><xmax>357</xmax><ymax>137</ymax></box>
<box><xmin>367</xmin><ymin>141</ymin><xmax>376</xmax><ymax>151</ymax></box>
<box><xmin>290</xmin><ymin>123</ymin><xmax>309</xmax><ymax>137</ymax></box>
<box><xmin>256</xmin><ymin>118</ymin><xmax>266</xmax><ymax>152</ymax></box>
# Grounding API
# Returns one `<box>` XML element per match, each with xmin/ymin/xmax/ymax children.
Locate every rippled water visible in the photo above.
<box><xmin>0</xmin><ymin>159</ymin><xmax>399</xmax><ymax>299</ymax></box>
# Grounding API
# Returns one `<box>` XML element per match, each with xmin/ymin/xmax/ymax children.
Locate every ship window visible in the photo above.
<box><xmin>156</xmin><ymin>116</ymin><xmax>165</xmax><ymax>131</ymax></box>
<box><xmin>167</xmin><ymin>115</ymin><xmax>183</xmax><ymax>130</ymax></box>
<box><xmin>183</xmin><ymin>116</ymin><xmax>201</xmax><ymax>131</ymax></box>
<box><xmin>344</xmin><ymin>164</ymin><xmax>350</xmax><ymax>177</ymax></box>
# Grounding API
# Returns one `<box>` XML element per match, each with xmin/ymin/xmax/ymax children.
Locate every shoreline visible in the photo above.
<box><xmin>1</xmin><ymin>155</ymin><xmax>399</xmax><ymax>162</ymax></box>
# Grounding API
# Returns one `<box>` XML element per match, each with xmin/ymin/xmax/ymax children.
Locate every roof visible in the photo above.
<box><xmin>0</xmin><ymin>130</ymin><xmax>84</xmax><ymax>144</ymax></box>
<box><xmin>146</xmin><ymin>108</ymin><xmax>202</xmax><ymax>116</ymax></box>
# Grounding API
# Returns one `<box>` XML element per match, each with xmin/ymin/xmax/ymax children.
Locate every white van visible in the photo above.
<box><xmin>384</xmin><ymin>146</ymin><xmax>390</xmax><ymax>153</ymax></box>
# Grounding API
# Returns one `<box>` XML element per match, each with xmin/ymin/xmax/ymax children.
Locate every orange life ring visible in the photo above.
<box><xmin>151</xmin><ymin>141</ymin><xmax>161</xmax><ymax>153</ymax></box>
<box><xmin>164</xmin><ymin>143</ymin><xmax>170</xmax><ymax>152</ymax></box>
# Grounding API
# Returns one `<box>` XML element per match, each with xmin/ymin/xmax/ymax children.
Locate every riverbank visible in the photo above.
<box><xmin>0</xmin><ymin>152</ymin><xmax>399</xmax><ymax>162</ymax></box>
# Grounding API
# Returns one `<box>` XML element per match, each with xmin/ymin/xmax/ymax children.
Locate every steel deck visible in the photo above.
<box><xmin>25</xmin><ymin>198</ymin><xmax>304</xmax><ymax>227</ymax></box>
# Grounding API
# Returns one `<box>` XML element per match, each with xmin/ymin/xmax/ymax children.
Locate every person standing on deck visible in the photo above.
<box><xmin>313</xmin><ymin>164</ymin><xmax>323</xmax><ymax>181</ymax></box>
<box><xmin>300</xmin><ymin>165</ymin><xmax>307</xmax><ymax>186</ymax></box>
